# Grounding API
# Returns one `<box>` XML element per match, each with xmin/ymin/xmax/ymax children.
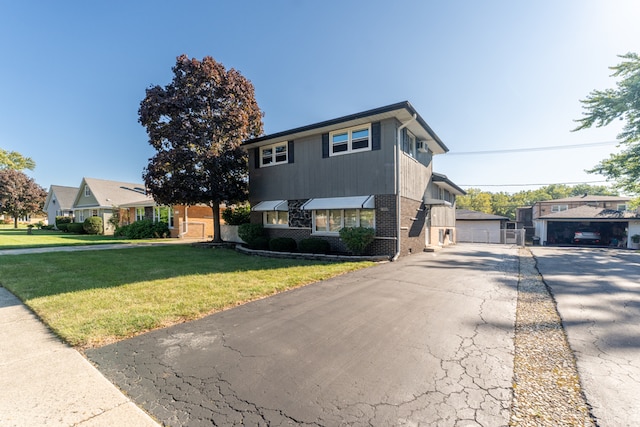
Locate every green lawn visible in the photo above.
<box><xmin>0</xmin><ymin>227</ymin><xmax>151</xmax><ymax>249</ymax></box>
<box><xmin>0</xmin><ymin>245</ymin><xmax>373</xmax><ymax>349</ymax></box>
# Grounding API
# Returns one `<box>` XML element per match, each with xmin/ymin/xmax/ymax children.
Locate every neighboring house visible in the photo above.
<box><xmin>528</xmin><ymin>194</ymin><xmax>640</xmax><ymax>247</ymax></box>
<box><xmin>72</xmin><ymin>178</ymin><xmax>155</xmax><ymax>235</ymax></box>
<box><xmin>118</xmin><ymin>200</ymin><xmax>216</xmax><ymax>239</ymax></box>
<box><xmin>43</xmin><ymin>185</ymin><xmax>78</xmax><ymax>226</ymax></box>
<box><xmin>72</xmin><ymin>177</ymin><xmax>218</xmax><ymax>238</ymax></box>
<box><xmin>456</xmin><ymin>209</ymin><xmax>509</xmax><ymax>244</ymax></box>
<box><xmin>242</xmin><ymin>101</ymin><xmax>465</xmax><ymax>258</ymax></box>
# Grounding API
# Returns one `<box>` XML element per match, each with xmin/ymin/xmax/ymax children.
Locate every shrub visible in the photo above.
<box><xmin>116</xmin><ymin>220</ymin><xmax>169</xmax><ymax>239</ymax></box>
<box><xmin>222</xmin><ymin>205</ymin><xmax>251</xmax><ymax>225</ymax></box>
<box><xmin>269</xmin><ymin>237</ymin><xmax>297</xmax><ymax>252</ymax></box>
<box><xmin>83</xmin><ymin>217</ymin><xmax>103</xmax><ymax>235</ymax></box>
<box><xmin>251</xmin><ymin>236</ymin><xmax>271</xmax><ymax>250</ymax></box>
<box><xmin>57</xmin><ymin>223</ymin><xmax>70</xmax><ymax>232</ymax></box>
<box><xmin>238</xmin><ymin>223</ymin><xmax>265</xmax><ymax>245</ymax></box>
<box><xmin>114</xmin><ymin>224</ymin><xmax>129</xmax><ymax>238</ymax></box>
<box><xmin>41</xmin><ymin>225</ymin><xmax>55</xmax><ymax>230</ymax></box>
<box><xmin>298</xmin><ymin>237</ymin><xmax>331</xmax><ymax>254</ymax></box>
<box><xmin>67</xmin><ymin>223</ymin><xmax>85</xmax><ymax>234</ymax></box>
<box><xmin>339</xmin><ymin>227</ymin><xmax>375</xmax><ymax>255</ymax></box>
<box><xmin>55</xmin><ymin>216</ymin><xmax>73</xmax><ymax>227</ymax></box>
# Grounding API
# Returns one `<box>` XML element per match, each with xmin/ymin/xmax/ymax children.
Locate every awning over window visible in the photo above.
<box><xmin>301</xmin><ymin>195</ymin><xmax>375</xmax><ymax>210</ymax></box>
<box><xmin>252</xmin><ymin>200</ymin><xmax>288</xmax><ymax>211</ymax></box>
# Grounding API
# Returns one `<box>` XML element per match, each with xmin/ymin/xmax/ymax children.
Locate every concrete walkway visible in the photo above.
<box><xmin>0</xmin><ymin>240</ymin><xmax>203</xmax><ymax>426</ymax></box>
<box><xmin>0</xmin><ymin>287</ymin><xmax>160</xmax><ymax>426</ymax></box>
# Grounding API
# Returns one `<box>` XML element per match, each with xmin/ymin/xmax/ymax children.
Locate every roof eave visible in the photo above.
<box><xmin>242</xmin><ymin>101</ymin><xmax>449</xmax><ymax>155</ymax></box>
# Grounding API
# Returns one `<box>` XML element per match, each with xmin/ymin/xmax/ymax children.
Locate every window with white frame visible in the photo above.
<box><xmin>551</xmin><ymin>205</ymin><xmax>568</xmax><ymax>213</ymax></box>
<box><xmin>313</xmin><ymin>209</ymin><xmax>375</xmax><ymax>234</ymax></box>
<box><xmin>330</xmin><ymin>124</ymin><xmax>371</xmax><ymax>156</ymax></box>
<box><xmin>77</xmin><ymin>210</ymin><xmax>85</xmax><ymax>222</ymax></box>
<box><xmin>263</xmin><ymin>210</ymin><xmax>288</xmax><ymax>227</ymax></box>
<box><xmin>84</xmin><ymin>185</ymin><xmax>91</xmax><ymax>197</ymax></box>
<box><xmin>403</xmin><ymin>129</ymin><xmax>416</xmax><ymax>158</ymax></box>
<box><xmin>260</xmin><ymin>142</ymin><xmax>288</xmax><ymax>167</ymax></box>
<box><xmin>617</xmin><ymin>204</ymin><xmax>628</xmax><ymax>211</ymax></box>
<box><xmin>154</xmin><ymin>206</ymin><xmax>173</xmax><ymax>228</ymax></box>
<box><xmin>136</xmin><ymin>207</ymin><xmax>145</xmax><ymax>221</ymax></box>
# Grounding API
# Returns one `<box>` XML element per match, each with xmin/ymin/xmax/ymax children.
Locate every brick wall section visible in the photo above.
<box><xmin>400</xmin><ymin>197</ymin><xmax>427</xmax><ymax>256</ymax></box>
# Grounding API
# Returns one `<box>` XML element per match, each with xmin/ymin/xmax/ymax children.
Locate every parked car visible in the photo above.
<box><xmin>574</xmin><ymin>229</ymin><xmax>601</xmax><ymax>245</ymax></box>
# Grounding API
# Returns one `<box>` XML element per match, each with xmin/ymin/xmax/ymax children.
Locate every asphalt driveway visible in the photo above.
<box><xmin>531</xmin><ymin>247</ymin><xmax>640</xmax><ymax>426</ymax></box>
<box><xmin>87</xmin><ymin>244</ymin><xmax>519</xmax><ymax>426</ymax></box>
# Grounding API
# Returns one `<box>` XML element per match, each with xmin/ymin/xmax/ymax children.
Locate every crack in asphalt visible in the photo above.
<box><xmin>86</xmin><ymin>246</ymin><xmax>519</xmax><ymax>426</ymax></box>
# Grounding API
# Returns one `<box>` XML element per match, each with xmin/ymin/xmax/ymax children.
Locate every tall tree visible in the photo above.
<box><xmin>0</xmin><ymin>169</ymin><xmax>47</xmax><ymax>228</ymax></box>
<box><xmin>574</xmin><ymin>52</ymin><xmax>640</xmax><ymax>195</ymax></box>
<box><xmin>0</xmin><ymin>149</ymin><xmax>35</xmax><ymax>171</ymax></box>
<box><xmin>139</xmin><ymin>55</ymin><xmax>263</xmax><ymax>242</ymax></box>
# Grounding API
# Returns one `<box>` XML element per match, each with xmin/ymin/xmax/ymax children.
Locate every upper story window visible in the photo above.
<box><xmin>551</xmin><ymin>204</ymin><xmax>568</xmax><ymax>213</ymax></box>
<box><xmin>330</xmin><ymin>124</ymin><xmax>371</xmax><ymax>156</ymax></box>
<box><xmin>402</xmin><ymin>129</ymin><xmax>416</xmax><ymax>158</ymax></box>
<box><xmin>84</xmin><ymin>185</ymin><xmax>91</xmax><ymax>197</ymax></box>
<box><xmin>260</xmin><ymin>142</ymin><xmax>288</xmax><ymax>167</ymax></box>
<box><xmin>617</xmin><ymin>204</ymin><xmax>628</xmax><ymax>211</ymax></box>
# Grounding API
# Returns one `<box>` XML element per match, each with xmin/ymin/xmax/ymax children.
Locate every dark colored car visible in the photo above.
<box><xmin>574</xmin><ymin>229</ymin><xmax>601</xmax><ymax>244</ymax></box>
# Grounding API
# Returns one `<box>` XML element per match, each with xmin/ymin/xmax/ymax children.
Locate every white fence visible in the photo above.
<box><xmin>458</xmin><ymin>228</ymin><xmax>525</xmax><ymax>246</ymax></box>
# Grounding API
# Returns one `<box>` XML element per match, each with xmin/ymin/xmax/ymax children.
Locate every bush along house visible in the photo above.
<box><xmin>242</xmin><ymin>101</ymin><xmax>465</xmax><ymax>259</ymax></box>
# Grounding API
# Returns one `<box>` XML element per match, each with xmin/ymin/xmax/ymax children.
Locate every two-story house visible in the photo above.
<box><xmin>242</xmin><ymin>101</ymin><xmax>465</xmax><ymax>259</ymax></box>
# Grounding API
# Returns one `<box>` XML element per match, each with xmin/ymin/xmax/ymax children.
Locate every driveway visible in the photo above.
<box><xmin>531</xmin><ymin>247</ymin><xmax>640</xmax><ymax>426</ymax></box>
<box><xmin>87</xmin><ymin>244</ymin><xmax>519</xmax><ymax>426</ymax></box>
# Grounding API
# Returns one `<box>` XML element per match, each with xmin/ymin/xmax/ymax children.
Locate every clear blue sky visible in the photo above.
<box><xmin>1</xmin><ymin>1</ymin><xmax>639</xmax><ymax>194</ymax></box>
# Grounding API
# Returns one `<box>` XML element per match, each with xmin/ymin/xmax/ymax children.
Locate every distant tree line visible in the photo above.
<box><xmin>456</xmin><ymin>184</ymin><xmax>619</xmax><ymax>220</ymax></box>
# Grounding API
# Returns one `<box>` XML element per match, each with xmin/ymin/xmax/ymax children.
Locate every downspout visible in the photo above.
<box><xmin>392</xmin><ymin>113</ymin><xmax>417</xmax><ymax>261</ymax></box>
<box><xmin>179</xmin><ymin>206</ymin><xmax>189</xmax><ymax>238</ymax></box>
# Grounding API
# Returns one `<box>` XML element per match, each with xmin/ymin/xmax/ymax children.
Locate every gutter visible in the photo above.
<box><xmin>392</xmin><ymin>114</ymin><xmax>417</xmax><ymax>261</ymax></box>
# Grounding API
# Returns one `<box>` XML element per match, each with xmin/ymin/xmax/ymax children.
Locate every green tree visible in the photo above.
<box><xmin>139</xmin><ymin>55</ymin><xmax>263</xmax><ymax>243</ymax></box>
<box><xmin>456</xmin><ymin>188</ymin><xmax>493</xmax><ymax>213</ymax></box>
<box><xmin>0</xmin><ymin>169</ymin><xmax>47</xmax><ymax>228</ymax></box>
<box><xmin>491</xmin><ymin>192</ymin><xmax>513</xmax><ymax>218</ymax></box>
<box><xmin>0</xmin><ymin>149</ymin><xmax>35</xmax><ymax>171</ymax></box>
<box><xmin>574</xmin><ymin>52</ymin><xmax>640</xmax><ymax>194</ymax></box>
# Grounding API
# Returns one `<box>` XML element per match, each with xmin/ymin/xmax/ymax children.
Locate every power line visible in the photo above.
<box><xmin>447</xmin><ymin>140</ymin><xmax>619</xmax><ymax>155</ymax></box>
<box><xmin>458</xmin><ymin>180</ymin><xmax>609</xmax><ymax>187</ymax></box>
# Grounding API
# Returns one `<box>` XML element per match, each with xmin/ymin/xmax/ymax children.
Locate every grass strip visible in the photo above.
<box><xmin>0</xmin><ymin>245</ymin><xmax>373</xmax><ymax>349</ymax></box>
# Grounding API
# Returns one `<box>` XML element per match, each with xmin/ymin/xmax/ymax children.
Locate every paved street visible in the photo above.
<box><xmin>87</xmin><ymin>245</ymin><xmax>519</xmax><ymax>426</ymax></box>
<box><xmin>531</xmin><ymin>247</ymin><xmax>640</xmax><ymax>426</ymax></box>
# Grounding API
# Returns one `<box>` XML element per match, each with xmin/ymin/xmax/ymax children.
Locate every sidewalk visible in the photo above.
<box><xmin>0</xmin><ymin>284</ymin><xmax>160</xmax><ymax>426</ymax></box>
<box><xmin>0</xmin><ymin>238</ymin><xmax>205</xmax><ymax>256</ymax></box>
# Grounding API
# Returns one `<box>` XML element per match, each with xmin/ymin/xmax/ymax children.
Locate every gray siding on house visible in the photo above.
<box><xmin>400</xmin><ymin>153</ymin><xmax>432</xmax><ymax>202</ymax></box>
<box><xmin>249</xmin><ymin>118</ymin><xmax>399</xmax><ymax>203</ymax></box>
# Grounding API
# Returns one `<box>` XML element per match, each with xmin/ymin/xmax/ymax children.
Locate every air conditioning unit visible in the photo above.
<box><xmin>417</xmin><ymin>140</ymin><xmax>428</xmax><ymax>153</ymax></box>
